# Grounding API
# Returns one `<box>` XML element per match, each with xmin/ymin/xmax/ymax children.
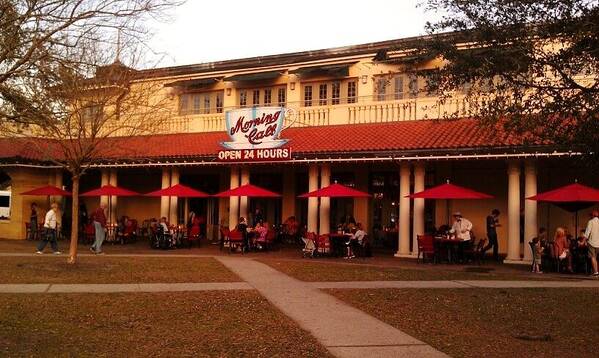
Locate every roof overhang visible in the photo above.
<box><xmin>289</xmin><ymin>62</ymin><xmax>357</xmax><ymax>77</ymax></box>
<box><xmin>164</xmin><ymin>77</ymin><xmax>223</xmax><ymax>88</ymax></box>
<box><xmin>224</xmin><ymin>70</ymin><xmax>283</xmax><ymax>82</ymax></box>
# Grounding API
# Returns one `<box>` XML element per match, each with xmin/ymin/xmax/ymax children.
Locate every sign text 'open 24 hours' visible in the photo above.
<box><xmin>217</xmin><ymin>107</ymin><xmax>291</xmax><ymax>162</ymax></box>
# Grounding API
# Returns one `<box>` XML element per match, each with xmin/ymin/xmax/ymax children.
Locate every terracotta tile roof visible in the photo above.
<box><xmin>0</xmin><ymin>119</ymin><xmax>535</xmax><ymax>163</ymax></box>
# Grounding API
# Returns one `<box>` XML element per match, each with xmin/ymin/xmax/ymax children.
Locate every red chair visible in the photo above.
<box><xmin>317</xmin><ymin>234</ymin><xmax>331</xmax><ymax>256</ymax></box>
<box><xmin>83</xmin><ymin>223</ymin><xmax>95</xmax><ymax>245</ymax></box>
<box><xmin>417</xmin><ymin>235</ymin><xmax>436</xmax><ymax>263</ymax></box>
<box><xmin>228</xmin><ymin>229</ymin><xmax>245</xmax><ymax>254</ymax></box>
<box><xmin>265</xmin><ymin>230</ymin><xmax>276</xmax><ymax>250</ymax></box>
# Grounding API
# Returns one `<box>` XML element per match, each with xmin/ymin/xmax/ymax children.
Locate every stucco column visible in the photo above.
<box><xmin>412</xmin><ymin>163</ymin><xmax>425</xmax><ymax>255</ymax></box>
<box><xmin>505</xmin><ymin>161</ymin><xmax>521</xmax><ymax>262</ymax></box>
<box><xmin>109</xmin><ymin>169</ymin><xmax>117</xmax><ymax>223</ymax></box>
<box><xmin>170</xmin><ymin>168</ymin><xmax>179</xmax><ymax>225</ymax></box>
<box><xmin>523</xmin><ymin>160</ymin><xmax>538</xmax><ymax>262</ymax></box>
<box><xmin>100</xmin><ymin>169</ymin><xmax>109</xmax><ymax>209</ymax></box>
<box><xmin>229</xmin><ymin>167</ymin><xmax>240</xmax><ymax>230</ymax></box>
<box><xmin>353</xmin><ymin>168</ymin><xmax>369</xmax><ymax>231</ymax></box>
<box><xmin>319</xmin><ymin>164</ymin><xmax>331</xmax><ymax>234</ymax></box>
<box><xmin>307</xmin><ymin>164</ymin><xmax>319</xmax><ymax>233</ymax></box>
<box><xmin>397</xmin><ymin>163</ymin><xmax>411</xmax><ymax>256</ymax></box>
<box><xmin>282</xmin><ymin>168</ymin><xmax>295</xmax><ymax>223</ymax></box>
<box><xmin>160</xmin><ymin>168</ymin><xmax>170</xmax><ymax>219</ymax></box>
<box><xmin>239</xmin><ymin>167</ymin><xmax>250</xmax><ymax>221</ymax></box>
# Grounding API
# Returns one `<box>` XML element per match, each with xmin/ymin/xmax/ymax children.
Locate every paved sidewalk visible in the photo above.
<box><xmin>311</xmin><ymin>279</ymin><xmax>599</xmax><ymax>289</ymax></box>
<box><xmin>216</xmin><ymin>257</ymin><xmax>447</xmax><ymax>358</ymax></box>
<box><xmin>0</xmin><ymin>282</ymin><xmax>252</xmax><ymax>294</ymax></box>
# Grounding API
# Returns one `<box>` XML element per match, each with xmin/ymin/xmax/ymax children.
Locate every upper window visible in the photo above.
<box><xmin>304</xmin><ymin>85</ymin><xmax>313</xmax><ymax>107</ymax></box>
<box><xmin>277</xmin><ymin>88</ymin><xmax>286</xmax><ymax>107</ymax></box>
<box><xmin>319</xmin><ymin>84</ymin><xmax>328</xmax><ymax>106</ymax></box>
<box><xmin>301</xmin><ymin>80</ymin><xmax>357</xmax><ymax>106</ymax></box>
<box><xmin>264</xmin><ymin>89</ymin><xmax>272</xmax><ymax>106</ymax></box>
<box><xmin>252</xmin><ymin>90</ymin><xmax>260</xmax><ymax>106</ymax></box>
<box><xmin>376</xmin><ymin>78</ymin><xmax>387</xmax><ymax>101</ymax></box>
<box><xmin>0</xmin><ymin>171</ymin><xmax>11</xmax><ymax>220</ymax></box>
<box><xmin>331</xmin><ymin>82</ymin><xmax>340</xmax><ymax>105</ymax></box>
<box><xmin>347</xmin><ymin>81</ymin><xmax>357</xmax><ymax>103</ymax></box>
<box><xmin>239</xmin><ymin>90</ymin><xmax>248</xmax><ymax>107</ymax></box>
<box><xmin>179</xmin><ymin>91</ymin><xmax>225</xmax><ymax>115</ymax></box>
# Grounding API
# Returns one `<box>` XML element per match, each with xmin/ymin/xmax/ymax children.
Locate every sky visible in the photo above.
<box><xmin>146</xmin><ymin>0</ymin><xmax>439</xmax><ymax>68</ymax></box>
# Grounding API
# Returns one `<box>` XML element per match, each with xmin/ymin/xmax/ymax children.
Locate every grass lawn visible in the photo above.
<box><xmin>258</xmin><ymin>259</ymin><xmax>560</xmax><ymax>282</ymax></box>
<box><xmin>0</xmin><ymin>291</ymin><xmax>331</xmax><ymax>357</ymax></box>
<box><xmin>0</xmin><ymin>256</ymin><xmax>239</xmax><ymax>284</ymax></box>
<box><xmin>328</xmin><ymin>288</ymin><xmax>599</xmax><ymax>357</ymax></box>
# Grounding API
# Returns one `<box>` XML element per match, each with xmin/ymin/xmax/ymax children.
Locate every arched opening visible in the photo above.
<box><xmin>0</xmin><ymin>171</ymin><xmax>12</xmax><ymax>220</ymax></box>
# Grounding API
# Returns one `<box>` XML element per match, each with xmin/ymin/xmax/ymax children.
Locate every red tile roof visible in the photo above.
<box><xmin>0</xmin><ymin>119</ymin><xmax>536</xmax><ymax>163</ymax></box>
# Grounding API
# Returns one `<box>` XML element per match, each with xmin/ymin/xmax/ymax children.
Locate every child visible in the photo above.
<box><xmin>532</xmin><ymin>236</ymin><xmax>543</xmax><ymax>273</ymax></box>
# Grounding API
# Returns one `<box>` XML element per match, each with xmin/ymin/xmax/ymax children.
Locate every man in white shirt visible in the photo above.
<box><xmin>584</xmin><ymin>210</ymin><xmax>599</xmax><ymax>276</ymax></box>
<box><xmin>450</xmin><ymin>212</ymin><xmax>473</xmax><ymax>241</ymax></box>
<box><xmin>36</xmin><ymin>203</ymin><xmax>61</xmax><ymax>254</ymax></box>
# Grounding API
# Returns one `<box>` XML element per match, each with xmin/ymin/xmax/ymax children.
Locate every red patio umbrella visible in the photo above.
<box><xmin>527</xmin><ymin>183</ymin><xmax>599</xmax><ymax>203</ymax></box>
<box><xmin>145</xmin><ymin>184</ymin><xmax>210</xmax><ymax>223</ymax></box>
<box><xmin>21</xmin><ymin>185</ymin><xmax>71</xmax><ymax>196</ymax></box>
<box><xmin>80</xmin><ymin>184</ymin><xmax>140</xmax><ymax>223</ymax></box>
<box><xmin>407</xmin><ymin>181</ymin><xmax>494</xmax><ymax>200</ymax></box>
<box><xmin>80</xmin><ymin>184</ymin><xmax>139</xmax><ymax>197</ymax></box>
<box><xmin>213</xmin><ymin>184</ymin><xmax>281</xmax><ymax>198</ymax></box>
<box><xmin>527</xmin><ymin>182</ymin><xmax>599</xmax><ymax>234</ymax></box>
<box><xmin>298</xmin><ymin>183</ymin><xmax>370</xmax><ymax>198</ymax></box>
<box><xmin>145</xmin><ymin>184</ymin><xmax>210</xmax><ymax>198</ymax></box>
<box><xmin>407</xmin><ymin>180</ymin><xmax>494</xmax><ymax>224</ymax></box>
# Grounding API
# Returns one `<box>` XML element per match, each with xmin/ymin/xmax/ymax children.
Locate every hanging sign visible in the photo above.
<box><xmin>217</xmin><ymin>107</ymin><xmax>291</xmax><ymax>161</ymax></box>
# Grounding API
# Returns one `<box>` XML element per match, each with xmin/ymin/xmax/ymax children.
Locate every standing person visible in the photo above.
<box><xmin>584</xmin><ymin>210</ymin><xmax>599</xmax><ymax>277</ymax></box>
<box><xmin>252</xmin><ymin>207</ymin><xmax>263</xmax><ymax>227</ymax></box>
<box><xmin>531</xmin><ymin>236</ymin><xmax>543</xmax><ymax>273</ymax></box>
<box><xmin>91</xmin><ymin>203</ymin><xmax>107</xmax><ymax>254</ymax></box>
<box><xmin>29</xmin><ymin>202</ymin><xmax>38</xmax><ymax>240</ymax></box>
<box><xmin>483</xmin><ymin>209</ymin><xmax>501</xmax><ymax>261</ymax></box>
<box><xmin>449</xmin><ymin>212</ymin><xmax>473</xmax><ymax>262</ymax></box>
<box><xmin>237</xmin><ymin>217</ymin><xmax>249</xmax><ymax>252</ymax></box>
<box><xmin>36</xmin><ymin>203</ymin><xmax>61</xmax><ymax>254</ymax></box>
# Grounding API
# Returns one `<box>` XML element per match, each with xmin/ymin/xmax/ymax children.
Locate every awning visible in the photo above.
<box><xmin>289</xmin><ymin>62</ymin><xmax>356</xmax><ymax>77</ymax></box>
<box><xmin>224</xmin><ymin>71</ymin><xmax>282</xmax><ymax>82</ymax></box>
<box><xmin>164</xmin><ymin>77</ymin><xmax>223</xmax><ymax>88</ymax></box>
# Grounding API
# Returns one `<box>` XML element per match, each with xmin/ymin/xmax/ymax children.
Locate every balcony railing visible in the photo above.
<box><xmin>165</xmin><ymin>94</ymin><xmax>472</xmax><ymax>133</ymax></box>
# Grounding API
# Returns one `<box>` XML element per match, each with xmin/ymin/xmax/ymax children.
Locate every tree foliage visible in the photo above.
<box><xmin>417</xmin><ymin>0</ymin><xmax>599</xmax><ymax>160</ymax></box>
<box><xmin>0</xmin><ymin>0</ymin><xmax>181</xmax><ymax>263</ymax></box>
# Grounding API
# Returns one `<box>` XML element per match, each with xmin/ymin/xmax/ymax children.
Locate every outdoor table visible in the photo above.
<box><xmin>328</xmin><ymin>233</ymin><xmax>351</xmax><ymax>257</ymax></box>
<box><xmin>434</xmin><ymin>236</ymin><xmax>463</xmax><ymax>263</ymax></box>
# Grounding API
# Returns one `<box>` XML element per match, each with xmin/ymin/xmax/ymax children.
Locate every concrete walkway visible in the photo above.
<box><xmin>216</xmin><ymin>256</ymin><xmax>447</xmax><ymax>358</ymax></box>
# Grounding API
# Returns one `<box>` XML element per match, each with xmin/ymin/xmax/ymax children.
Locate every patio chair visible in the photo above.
<box><xmin>463</xmin><ymin>237</ymin><xmax>486</xmax><ymax>265</ymax></box>
<box><xmin>316</xmin><ymin>234</ymin><xmax>331</xmax><ymax>256</ymax></box>
<box><xmin>228</xmin><ymin>229</ymin><xmax>245</xmax><ymax>254</ymax></box>
<box><xmin>82</xmin><ymin>223</ymin><xmax>95</xmax><ymax>245</ymax></box>
<box><xmin>220</xmin><ymin>226</ymin><xmax>230</xmax><ymax>251</ymax></box>
<box><xmin>416</xmin><ymin>235</ymin><xmax>436</xmax><ymax>264</ymax></box>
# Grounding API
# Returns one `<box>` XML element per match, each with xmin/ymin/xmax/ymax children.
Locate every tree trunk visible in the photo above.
<box><xmin>67</xmin><ymin>175</ymin><xmax>80</xmax><ymax>264</ymax></box>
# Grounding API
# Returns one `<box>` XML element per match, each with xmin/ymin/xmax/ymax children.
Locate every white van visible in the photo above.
<box><xmin>0</xmin><ymin>190</ymin><xmax>11</xmax><ymax>219</ymax></box>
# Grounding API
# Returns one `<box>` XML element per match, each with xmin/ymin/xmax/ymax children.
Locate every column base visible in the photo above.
<box><xmin>503</xmin><ymin>259</ymin><xmax>531</xmax><ymax>265</ymax></box>
<box><xmin>394</xmin><ymin>252</ymin><xmax>417</xmax><ymax>259</ymax></box>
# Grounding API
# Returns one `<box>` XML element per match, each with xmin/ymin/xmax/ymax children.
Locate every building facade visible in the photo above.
<box><xmin>0</xmin><ymin>37</ymin><xmax>594</xmax><ymax>263</ymax></box>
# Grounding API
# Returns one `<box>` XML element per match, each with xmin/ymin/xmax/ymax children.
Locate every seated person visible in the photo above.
<box><xmin>254</xmin><ymin>221</ymin><xmax>268</xmax><ymax>248</ymax></box>
<box><xmin>345</xmin><ymin>223</ymin><xmax>366</xmax><ymax>259</ymax></box>
<box><xmin>554</xmin><ymin>227</ymin><xmax>573</xmax><ymax>272</ymax></box>
<box><xmin>159</xmin><ymin>217</ymin><xmax>171</xmax><ymax>234</ymax></box>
